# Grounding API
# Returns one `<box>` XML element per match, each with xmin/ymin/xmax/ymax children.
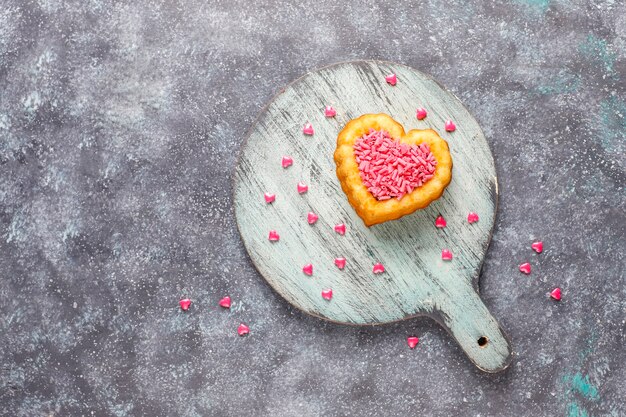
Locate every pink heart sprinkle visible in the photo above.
<box><xmin>519</xmin><ymin>262</ymin><xmax>531</xmax><ymax>274</ymax></box>
<box><xmin>444</xmin><ymin>120</ymin><xmax>456</xmax><ymax>132</ymax></box>
<box><xmin>407</xmin><ymin>336</ymin><xmax>419</xmax><ymax>349</ymax></box>
<box><xmin>324</xmin><ymin>105</ymin><xmax>337</xmax><ymax>117</ymax></box>
<box><xmin>334</xmin><ymin>257</ymin><xmax>346</xmax><ymax>269</ymax></box>
<box><xmin>354</xmin><ymin>129</ymin><xmax>437</xmax><ymax>201</ymax></box>
<box><xmin>373</xmin><ymin>263</ymin><xmax>385</xmax><ymax>274</ymax></box>
<box><xmin>385</xmin><ymin>73</ymin><xmax>397</xmax><ymax>86</ymax></box>
<box><xmin>264</xmin><ymin>193</ymin><xmax>276</xmax><ymax>204</ymax></box>
<box><xmin>219</xmin><ymin>296</ymin><xmax>231</xmax><ymax>309</ymax></box>
<box><xmin>334</xmin><ymin>223</ymin><xmax>346</xmax><ymax>235</ymax></box>
<box><xmin>532</xmin><ymin>241</ymin><xmax>543</xmax><ymax>253</ymax></box>
<box><xmin>237</xmin><ymin>323</ymin><xmax>249</xmax><ymax>336</ymax></box>
<box><xmin>297</xmin><ymin>182</ymin><xmax>308</xmax><ymax>194</ymax></box>
<box><xmin>550</xmin><ymin>288</ymin><xmax>561</xmax><ymax>301</ymax></box>
<box><xmin>282</xmin><ymin>156</ymin><xmax>293</xmax><ymax>168</ymax></box>
<box><xmin>441</xmin><ymin>249</ymin><xmax>453</xmax><ymax>261</ymax></box>
<box><xmin>302</xmin><ymin>263</ymin><xmax>313</xmax><ymax>276</ymax></box>
<box><xmin>416</xmin><ymin>108</ymin><xmax>427</xmax><ymax>120</ymax></box>
<box><xmin>307</xmin><ymin>212</ymin><xmax>318</xmax><ymax>224</ymax></box>
<box><xmin>179</xmin><ymin>298</ymin><xmax>191</xmax><ymax>311</ymax></box>
<box><xmin>467</xmin><ymin>212</ymin><xmax>479</xmax><ymax>223</ymax></box>
<box><xmin>435</xmin><ymin>215</ymin><xmax>447</xmax><ymax>228</ymax></box>
<box><xmin>303</xmin><ymin>122</ymin><xmax>314</xmax><ymax>135</ymax></box>
<box><xmin>268</xmin><ymin>230</ymin><xmax>280</xmax><ymax>242</ymax></box>
<box><xmin>321</xmin><ymin>288</ymin><xmax>333</xmax><ymax>300</ymax></box>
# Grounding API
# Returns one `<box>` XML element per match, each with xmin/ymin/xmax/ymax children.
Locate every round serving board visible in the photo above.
<box><xmin>234</xmin><ymin>61</ymin><xmax>512</xmax><ymax>372</ymax></box>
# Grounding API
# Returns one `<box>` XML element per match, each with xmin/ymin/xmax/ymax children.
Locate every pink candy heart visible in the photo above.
<box><xmin>416</xmin><ymin>108</ymin><xmax>427</xmax><ymax>120</ymax></box>
<box><xmin>334</xmin><ymin>223</ymin><xmax>346</xmax><ymax>235</ymax></box>
<box><xmin>302</xmin><ymin>263</ymin><xmax>313</xmax><ymax>276</ymax></box>
<box><xmin>237</xmin><ymin>323</ymin><xmax>249</xmax><ymax>336</ymax></box>
<box><xmin>307</xmin><ymin>212</ymin><xmax>318</xmax><ymax>224</ymax></box>
<box><xmin>385</xmin><ymin>73</ymin><xmax>397</xmax><ymax>86</ymax></box>
<box><xmin>435</xmin><ymin>215</ymin><xmax>447</xmax><ymax>228</ymax></box>
<box><xmin>373</xmin><ymin>263</ymin><xmax>385</xmax><ymax>274</ymax></box>
<box><xmin>264</xmin><ymin>192</ymin><xmax>275</xmax><ymax>204</ymax></box>
<box><xmin>519</xmin><ymin>262</ymin><xmax>531</xmax><ymax>274</ymax></box>
<box><xmin>321</xmin><ymin>289</ymin><xmax>333</xmax><ymax>300</ymax></box>
<box><xmin>219</xmin><ymin>296</ymin><xmax>231</xmax><ymax>309</ymax></box>
<box><xmin>467</xmin><ymin>212</ymin><xmax>479</xmax><ymax>223</ymax></box>
<box><xmin>302</xmin><ymin>122</ymin><xmax>314</xmax><ymax>135</ymax></box>
<box><xmin>444</xmin><ymin>120</ymin><xmax>456</xmax><ymax>132</ymax></box>
<box><xmin>268</xmin><ymin>230</ymin><xmax>280</xmax><ymax>242</ymax></box>
<box><xmin>324</xmin><ymin>105</ymin><xmax>336</xmax><ymax>117</ymax></box>
<box><xmin>441</xmin><ymin>249</ymin><xmax>453</xmax><ymax>261</ymax></box>
<box><xmin>281</xmin><ymin>156</ymin><xmax>293</xmax><ymax>168</ymax></box>
<box><xmin>532</xmin><ymin>241</ymin><xmax>543</xmax><ymax>253</ymax></box>
<box><xmin>407</xmin><ymin>336</ymin><xmax>419</xmax><ymax>349</ymax></box>
<box><xmin>297</xmin><ymin>182</ymin><xmax>308</xmax><ymax>194</ymax></box>
<box><xmin>550</xmin><ymin>288</ymin><xmax>561</xmax><ymax>301</ymax></box>
<box><xmin>334</xmin><ymin>257</ymin><xmax>346</xmax><ymax>269</ymax></box>
<box><xmin>179</xmin><ymin>298</ymin><xmax>191</xmax><ymax>311</ymax></box>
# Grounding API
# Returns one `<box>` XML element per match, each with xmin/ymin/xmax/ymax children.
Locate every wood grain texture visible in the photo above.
<box><xmin>234</xmin><ymin>61</ymin><xmax>512</xmax><ymax>372</ymax></box>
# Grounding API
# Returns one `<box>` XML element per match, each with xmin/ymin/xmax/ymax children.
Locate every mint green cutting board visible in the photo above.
<box><xmin>233</xmin><ymin>61</ymin><xmax>512</xmax><ymax>373</ymax></box>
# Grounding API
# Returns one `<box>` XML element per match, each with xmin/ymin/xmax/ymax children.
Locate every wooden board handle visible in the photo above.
<box><xmin>435</xmin><ymin>283</ymin><xmax>513</xmax><ymax>373</ymax></box>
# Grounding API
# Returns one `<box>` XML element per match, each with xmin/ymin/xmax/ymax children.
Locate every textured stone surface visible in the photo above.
<box><xmin>0</xmin><ymin>1</ymin><xmax>624</xmax><ymax>416</ymax></box>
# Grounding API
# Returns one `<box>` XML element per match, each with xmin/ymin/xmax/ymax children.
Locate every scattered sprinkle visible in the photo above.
<box><xmin>303</xmin><ymin>122</ymin><xmax>314</xmax><ymax>135</ymax></box>
<box><xmin>237</xmin><ymin>323</ymin><xmax>249</xmax><ymax>336</ymax></box>
<box><xmin>334</xmin><ymin>223</ymin><xmax>346</xmax><ymax>235</ymax></box>
<box><xmin>282</xmin><ymin>156</ymin><xmax>293</xmax><ymax>168</ymax></box>
<box><xmin>264</xmin><ymin>193</ymin><xmax>276</xmax><ymax>204</ymax></box>
<box><xmin>385</xmin><ymin>73</ymin><xmax>397</xmax><ymax>86</ymax></box>
<box><xmin>179</xmin><ymin>298</ymin><xmax>191</xmax><ymax>311</ymax></box>
<box><xmin>550</xmin><ymin>288</ymin><xmax>561</xmax><ymax>301</ymax></box>
<box><xmin>219</xmin><ymin>296</ymin><xmax>231</xmax><ymax>309</ymax></box>
<box><xmin>532</xmin><ymin>241</ymin><xmax>543</xmax><ymax>253</ymax></box>
<box><xmin>334</xmin><ymin>257</ymin><xmax>346</xmax><ymax>269</ymax></box>
<box><xmin>416</xmin><ymin>108</ymin><xmax>427</xmax><ymax>120</ymax></box>
<box><xmin>324</xmin><ymin>106</ymin><xmax>337</xmax><ymax>117</ymax></box>
<box><xmin>302</xmin><ymin>263</ymin><xmax>313</xmax><ymax>276</ymax></box>
<box><xmin>467</xmin><ymin>212</ymin><xmax>479</xmax><ymax>223</ymax></box>
<box><xmin>307</xmin><ymin>212</ymin><xmax>319</xmax><ymax>224</ymax></box>
<box><xmin>444</xmin><ymin>120</ymin><xmax>456</xmax><ymax>132</ymax></box>
<box><xmin>268</xmin><ymin>230</ymin><xmax>280</xmax><ymax>242</ymax></box>
<box><xmin>435</xmin><ymin>215</ymin><xmax>447</xmax><ymax>228</ymax></box>
<box><xmin>519</xmin><ymin>262</ymin><xmax>531</xmax><ymax>274</ymax></box>
<box><xmin>441</xmin><ymin>249</ymin><xmax>453</xmax><ymax>261</ymax></box>
<box><xmin>407</xmin><ymin>336</ymin><xmax>419</xmax><ymax>349</ymax></box>
<box><xmin>373</xmin><ymin>263</ymin><xmax>385</xmax><ymax>274</ymax></box>
<box><xmin>297</xmin><ymin>182</ymin><xmax>308</xmax><ymax>194</ymax></box>
<box><xmin>321</xmin><ymin>289</ymin><xmax>333</xmax><ymax>300</ymax></box>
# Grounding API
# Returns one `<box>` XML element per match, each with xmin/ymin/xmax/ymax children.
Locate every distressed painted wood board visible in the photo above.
<box><xmin>234</xmin><ymin>61</ymin><xmax>512</xmax><ymax>372</ymax></box>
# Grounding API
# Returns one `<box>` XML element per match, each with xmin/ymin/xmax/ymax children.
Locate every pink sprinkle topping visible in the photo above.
<box><xmin>179</xmin><ymin>298</ymin><xmax>191</xmax><ymax>311</ymax></box>
<box><xmin>324</xmin><ymin>105</ymin><xmax>337</xmax><ymax>117</ymax></box>
<box><xmin>373</xmin><ymin>263</ymin><xmax>385</xmax><ymax>274</ymax></box>
<box><xmin>407</xmin><ymin>336</ymin><xmax>419</xmax><ymax>349</ymax></box>
<box><xmin>237</xmin><ymin>323</ymin><xmax>249</xmax><ymax>336</ymax></box>
<box><xmin>354</xmin><ymin>129</ymin><xmax>437</xmax><ymax>201</ymax></box>
<box><xmin>532</xmin><ymin>241</ymin><xmax>543</xmax><ymax>253</ymax></box>
<box><xmin>435</xmin><ymin>215</ymin><xmax>447</xmax><ymax>228</ymax></box>
<box><xmin>219</xmin><ymin>296</ymin><xmax>231</xmax><ymax>309</ymax></box>
<box><xmin>302</xmin><ymin>263</ymin><xmax>313</xmax><ymax>276</ymax></box>
<box><xmin>334</xmin><ymin>223</ymin><xmax>346</xmax><ymax>235</ymax></box>
<box><xmin>519</xmin><ymin>262</ymin><xmax>531</xmax><ymax>274</ymax></box>
<box><xmin>264</xmin><ymin>192</ymin><xmax>276</xmax><ymax>204</ymax></box>
<box><xmin>303</xmin><ymin>122</ymin><xmax>314</xmax><ymax>135</ymax></box>
<box><xmin>282</xmin><ymin>156</ymin><xmax>293</xmax><ymax>168</ymax></box>
<box><xmin>444</xmin><ymin>120</ymin><xmax>456</xmax><ymax>132</ymax></box>
<box><xmin>307</xmin><ymin>212</ymin><xmax>318</xmax><ymax>224</ymax></box>
<box><xmin>268</xmin><ymin>230</ymin><xmax>280</xmax><ymax>242</ymax></box>
<box><xmin>334</xmin><ymin>257</ymin><xmax>346</xmax><ymax>269</ymax></box>
<box><xmin>297</xmin><ymin>182</ymin><xmax>308</xmax><ymax>194</ymax></box>
<box><xmin>321</xmin><ymin>288</ymin><xmax>333</xmax><ymax>300</ymax></box>
<box><xmin>385</xmin><ymin>73</ymin><xmax>397</xmax><ymax>86</ymax></box>
<box><xmin>416</xmin><ymin>108</ymin><xmax>428</xmax><ymax>120</ymax></box>
<box><xmin>441</xmin><ymin>249</ymin><xmax>453</xmax><ymax>261</ymax></box>
<box><xmin>467</xmin><ymin>212</ymin><xmax>479</xmax><ymax>223</ymax></box>
<box><xmin>550</xmin><ymin>288</ymin><xmax>561</xmax><ymax>301</ymax></box>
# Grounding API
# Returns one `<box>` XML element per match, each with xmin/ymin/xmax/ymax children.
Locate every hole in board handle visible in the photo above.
<box><xmin>477</xmin><ymin>336</ymin><xmax>489</xmax><ymax>348</ymax></box>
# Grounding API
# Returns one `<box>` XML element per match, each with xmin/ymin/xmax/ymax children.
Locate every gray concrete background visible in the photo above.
<box><xmin>0</xmin><ymin>0</ymin><xmax>624</xmax><ymax>416</ymax></box>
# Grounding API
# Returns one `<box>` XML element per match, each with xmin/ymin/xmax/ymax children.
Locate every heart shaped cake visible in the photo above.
<box><xmin>334</xmin><ymin>114</ymin><xmax>452</xmax><ymax>226</ymax></box>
